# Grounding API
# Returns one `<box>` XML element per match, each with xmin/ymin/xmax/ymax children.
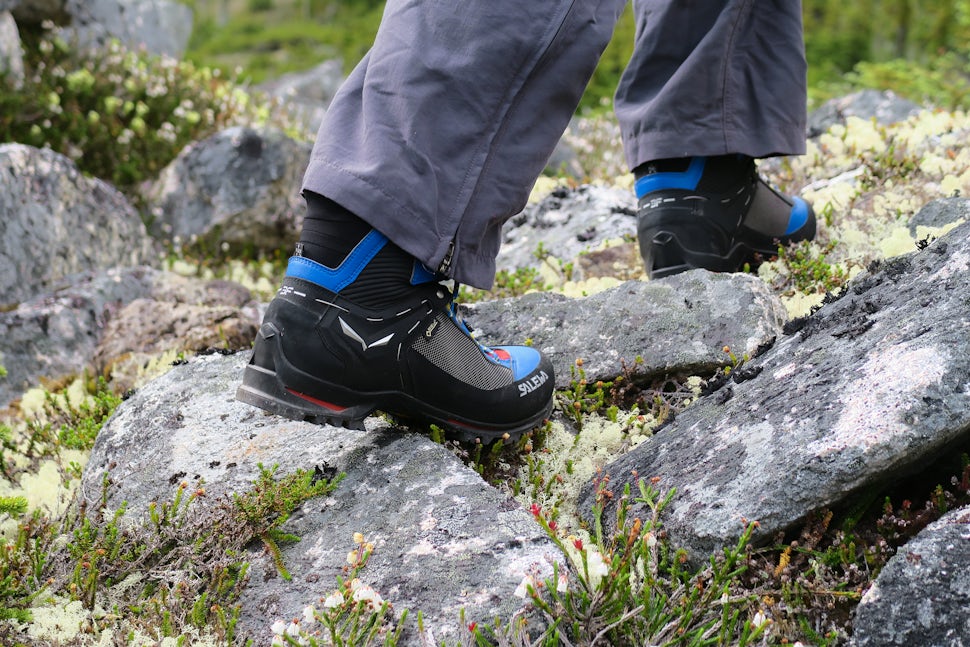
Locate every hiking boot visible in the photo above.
<box><xmin>635</xmin><ymin>155</ymin><xmax>816</xmax><ymax>279</ymax></box>
<box><xmin>235</xmin><ymin>230</ymin><xmax>554</xmax><ymax>443</ymax></box>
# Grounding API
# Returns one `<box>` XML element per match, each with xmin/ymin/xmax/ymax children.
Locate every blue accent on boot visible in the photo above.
<box><xmin>635</xmin><ymin>157</ymin><xmax>706</xmax><ymax>199</ymax></box>
<box><xmin>410</xmin><ymin>262</ymin><xmax>438</xmax><ymax>285</ymax></box>
<box><xmin>495</xmin><ymin>345</ymin><xmax>542</xmax><ymax>380</ymax></box>
<box><xmin>286</xmin><ymin>229</ymin><xmax>388</xmax><ymax>292</ymax></box>
<box><xmin>785</xmin><ymin>197</ymin><xmax>811</xmax><ymax>235</ymax></box>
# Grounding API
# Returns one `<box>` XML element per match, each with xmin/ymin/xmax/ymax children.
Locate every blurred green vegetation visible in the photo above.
<box><xmin>183</xmin><ymin>0</ymin><xmax>970</xmax><ymax>112</ymax></box>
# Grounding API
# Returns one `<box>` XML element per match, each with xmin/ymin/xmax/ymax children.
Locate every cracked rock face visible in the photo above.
<box><xmin>850</xmin><ymin>505</ymin><xmax>970</xmax><ymax>647</ymax></box>
<box><xmin>80</xmin><ymin>352</ymin><xmax>559</xmax><ymax>645</ymax></box>
<box><xmin>579</xmin><ymin>219</ymin><xmax>970</xmax><ymax>562</ymax></box>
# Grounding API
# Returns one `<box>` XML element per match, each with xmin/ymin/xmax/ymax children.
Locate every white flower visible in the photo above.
<box><xmin>583</xmin><ymin>549</ymin><xmax>611</xmax><ymax>589</ymax></box>
<box><xmin>557</xmin><ymin>573</ymin><xmax>568</xmax><ymax>593</ymax></box>
<box><xmin>513</xmin><ymin>574</ymin><xmax>535</xmax><ymax>598</ymax></box>
<box><xmin>752</xmin><ymin>610</ymin><xmax>769</xmax><ymax>628</ymax></box>
<box><xmin>271</xmin><ymin>636</ymin><xmax>284</xmax><ymax>647</ymax></box>
<box><xmin>303</xmin><ymin>605</ymin><xmax>316</xmax><ymax>624</ymax></box>
<box><xmin>271</xmin><ymin>620</ymin><xmax>287</xmax><ymax>635</ymax></box>
<box><xmin>323</xmin><ymin>591</ymin><xmax>344</xmax><ymax>608</ymax></box>
<box><xmin>351</xmin><ymin>581</ymin><xmax>383</xmax><ymax>606</ymax></box>
<box><xmin>286</xmin><ymin>621</ymin><xmax>301</xmax><ymax>637</ymax></box>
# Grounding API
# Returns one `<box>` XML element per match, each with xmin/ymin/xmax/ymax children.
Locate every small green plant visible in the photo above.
<box><xmin>557</xmin><ymin>359</ymin><xmax>616</xmax><ymax>431</ymax></box>
<box><xmin>270</xmin><ymin>533</ymin><xmax>409</xmax><ymax>647</ymax></box>
<box><xmin>487</xmin><ymin>479</ymin><xmax>766</xmax><ymax>646</ymax></box>
<box><xmin>233</xmin><ymin>463</ymin><xmax>344</xmax><ymax>580</ymax></box>
<box><xmin>460</xmin><ymin>266</ymin><xmax>550</xmax><ymax>303</ymax></box>
<box><xmin>1</xmin><ymin>27</ymin><xmax>264</xmax><ymax>192</ymax></box>
<box><xmin>774</xmin><ymin>240</ymin><xmax>849</xmax><ymax>295</ymax></box>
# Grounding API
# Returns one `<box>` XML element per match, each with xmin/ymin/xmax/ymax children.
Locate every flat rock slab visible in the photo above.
<box><xmin>81</xmin><ymin>352</ymin><xmax>558</xmax><ymax>645</ymax></box>
<box><xmin>465</xmin><ymin>271</ymin><xmax>787</xmax><ymax>388</ymax></box>
<box><xmin>579</xmin><ymin>220</ymin><xmax>970</xmax><ymax>560</ymax></box>
<box><xmin>851</xmin><ymin>505</ymin><xmax>970</xmax><ymax>647</ymax></box>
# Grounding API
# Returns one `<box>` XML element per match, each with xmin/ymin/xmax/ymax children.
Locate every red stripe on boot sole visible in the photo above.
<box><xmin>285</xmin><ymin>388</ymin><xmax>349</xmax><ymax>413</ymax></box>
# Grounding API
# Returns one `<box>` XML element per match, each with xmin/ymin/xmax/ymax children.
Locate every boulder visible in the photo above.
<box><xmin>578</xmin><ymin>218</ymin><xmax>970</xmax><ymax>561</ymax></box>
<box><xmin>807</xmin><ymin>89</ymin><xmax>922</xmax><ymax>138</ymax></box>
<box><xmin>465</xmin><ymin>271</ymin><xmax>787</xmax><ymax>388</ymax></box>
<box><xmin>0</xmin><ymin>267</ymin><xmax>156</xmax><ymax>408</ymax></box>
<box><xmin>0</xmin><ymin>144</ymin><xmax>156</xmax><ymax>307</ymax></box>
<box><xmin>66</xmin><ymin>0</ymin><xmax>193</xmax><ymax>58</ymax></box>
<box><xmin>0</xmin><ymin>267</ymin><xmax>259</xmax><ymax>408</ymax></box>
<box><xmin>851</xmin><ymin>505</ymin><xmax>970</xmax><ymax>647</ymax></box>
<box><xmin>908</xmin><ymin>197</ymin><xmax>970</xmax><ymax>236</ymax></box>
<box><xmin>0</xmin><ymin>10</ymin><xmax>24</xmax><ymax>87</ymax></box>
<box><xmin>146</xmin><ymin>127</ymin><xmax>311</xmax><ymax>255</ymax></box>
<box><xmin>257</xmin><ymin>59</ymin><xmax>345</xmax><ymax>135</ymax></box>
<box><xmin>497</xmin><ymin>184</ymin><xmax>637</xmax><ymax>275</ymax></box>
<box><xmin>80</xmin><ymin>352</ymin><xmax>560</xmax><ymax>646</ymax></box>
<box><xmin>92</xmin><ymin>273</ymin><xmax>259</xmax><ymax>393</ymax></box>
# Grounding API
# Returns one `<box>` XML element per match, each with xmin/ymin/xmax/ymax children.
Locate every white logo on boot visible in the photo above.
<box><xmin>339</xmin><ymin>317</ymin><xmax>394</xmax><ymax>352</ymax></box>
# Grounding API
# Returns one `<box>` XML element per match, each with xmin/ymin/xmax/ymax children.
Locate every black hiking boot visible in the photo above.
<box><xmin>236</xmin><ymin>230</ymin><xmax>554</xmax><ymax>443</ymax></box>
<box><xmin>635</xmin><ymin>155</ymin><xmax>816</xmax><ymax>279</ymax></box>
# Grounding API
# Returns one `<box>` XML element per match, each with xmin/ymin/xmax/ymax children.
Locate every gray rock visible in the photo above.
<box><xmin>257</xmin><ymin>59</ymin><xmax>344</xmax><ymax>134</ymax></box>
<box><xmin>578</xmin><ymin>218</ymin><xmax>970</xmax><ymax>561</ymax></box>
<box><xmin>465</xmin><ymin>271</ymin><xmax>787</xmax><ymax>389</ymax></box>
<box><xmin>146</xmin><ymin>127</ymin><xmax>311</xmax><ymax>254</ymax></box>
<box><xmin>0</xmin><ymin>11</ymin><xmax>24</xmax><ymax>87</ymax></box>
<box><xmin>0</xmin><ymin>267</ymin><xmax>157</xmax><ymax>408</ymax></box>
<box><xmin>808</xmin><ymin>89</ymin><xmax>922</xmax><ymax>138</ymax></box>
<box><xmin>80</xmin><ymin>352</ymin><xmax>560</xmax><ymax>645</ymax></box>
<box><xmin>65</xmin><ymin>0</ymin><xmax>193</xmax><ymax>58</ymax></box>
<box><xmin>909</xmin><ymin>197</ymin><xmax>970</xmax><ymax>236</ymax></box>
<box><xmin>497</xmin><ymin>184</ymin><xmax>637</xmax><ymax>275</ymax></box>
<box><xmin>851</xmin><ymin>506</ymin><xmax>970</xmax><ymax>647</ymax></box>
<box><xmin>0</xmin><ymin>144</ymin><xmax>156</xmax><ymax>307</ymax></box>
<box><xmin>92</xmin><ymin>273</ymin><xmax>259</xmax><ymax>393</ymax></box>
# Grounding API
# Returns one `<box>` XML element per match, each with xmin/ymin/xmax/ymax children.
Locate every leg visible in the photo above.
<box><xmin>616</xmin><ymin>0</ymin><xmax>816</xmax><ymax>277</ymax></box>
<box><xmin>304</xmin><ymin>0</ymin><xmax>627</xmax><ymax>290</ymax></box>
<box><xmin>238</xmin><ymin>0</ymin><xmax>626</xmax><ymax>440</ymax></box>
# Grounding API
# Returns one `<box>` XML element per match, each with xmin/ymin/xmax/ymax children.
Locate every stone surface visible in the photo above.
<box><xmin>0</xmin><ymin>267</ymin><xmax>157</xmax><ymax>408</ymax></box>
<box><xmin>851</xmin><ymin>505</ymin><xmax>970</xmax><ymax>647</ymax></box>
<box><xmin>497</xmin><ymin>184</ymin><xmax>637</xmax><ymax>275</ymax></box>
<box><xmin>0</xmin><ymin>11</ymin><xmax>24</xmax><ymax>87</ymax></box>
<box><xmin>908</xmin><ymin>197</ymin><xmax>970</xmax><ymax>236</ymax></box>
<box><xmin>66</xmin><ymin>0</ymin><xmax>193</xmax><ymax>58</ymax></box>
<box><xmin>579</xmin><ymin>219</ymin><xmax>970</xmax><ymax>561</ymax></box>
<box><xmin>465</xmin><ymin>271</ymin><xmax>787</xmax><ymax>388</ymax></box>
<box><xmin>146</xmin><ymin>127</ymin><xmax>311</xmax><ymax>254</ymax></box>
<box><xmin>257</xmin><ymin>59</ymin><xmax>344</xmax><ymax>134</ymax></box>
<box><xmin>80</xmin><ymin>352</ymin><xmax>560</xmax><ymax>646</ymax></box>
<box><xmin>0</xmin><ymin>144</ymin><xmax>156</xmax><ymax>307</ymax></box>
<box><xmin>0</xmin><ymin>267</ymin><xmax>259</xmax><ymax>408</ymax></box>
<box><xmin>807</xmin><ymin>89</ymin><xmax>922</xmax><ymax>138</ymax></box>
<box><xmin>92</xmin><ymin>273</ymin><xmax>259</xmax><ymax>393</ymax></box>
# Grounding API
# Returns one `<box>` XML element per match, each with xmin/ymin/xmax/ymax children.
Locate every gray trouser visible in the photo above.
<box><xmin>302</xmin><ymin>0</ymin><xmax>807</xmax><ymax>289</ymax></box>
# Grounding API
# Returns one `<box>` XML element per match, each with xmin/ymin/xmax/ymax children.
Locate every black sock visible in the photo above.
<box><xmin>297</xmin><ymin>191</ymin><xmax>419</xmax><ymax>308</ymax></box>
<box><xmin>298</xmin><ymin>191</ymin><xmax>373</xmax><ymax>267</ymax></box>
<box><xmin>633</xmin><ymin>157</ymin><xmax>691</xmax><ymax>179</ymax></box>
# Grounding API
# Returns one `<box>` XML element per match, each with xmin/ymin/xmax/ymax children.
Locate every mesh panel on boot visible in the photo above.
<box><xmin>410</xmin><ymin>313</ymin><xmax>512</xmax><ymax>390</ymax></box>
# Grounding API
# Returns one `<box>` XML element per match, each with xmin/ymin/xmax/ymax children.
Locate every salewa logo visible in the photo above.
<box><xmin>278</xmin><ymin>285</ymin><xmax>306</xmax><ymax>299</ymax></box>
<box><xmin>518</xmin><ymin>370</ymin><xmax>549</xmax><ymax>397</ymax></box>
<box><xmin>424</xmin><ymin>319</ymin><xmax>439</xmax><ymax>340</ymax></box>
<box><xmin>339</xmin><ymin>317</ymin><xmax>394</xmax><ymax>352</ymax></box>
